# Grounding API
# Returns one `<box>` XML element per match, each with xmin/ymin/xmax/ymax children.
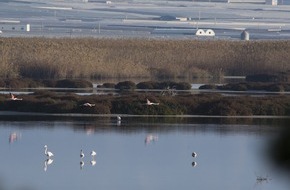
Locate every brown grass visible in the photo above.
<box><xmin>1</xmin><ymin>38</ymin><xmax>290</xmax><ymax>79</ymax></box>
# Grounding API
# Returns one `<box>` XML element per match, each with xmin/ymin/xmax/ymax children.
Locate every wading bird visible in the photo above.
<box><xmin>80</xmin><ymin>149</ymin><xmax>85</xmax><ymax>159</ymax></box>
<box><xmin>44</xmin><ymin>145</ymin><xmax>54</xmax><ymax>158</ymax></box>
<box><xmin>91</xmin><ymin>150</ymin><xmax>96</xmax><ymax>158</ymax></box>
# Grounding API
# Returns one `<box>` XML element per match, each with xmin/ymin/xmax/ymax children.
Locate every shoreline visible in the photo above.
<box><xmin>1</xmin><ymin>111</ymin><xmax>290</xmax><ymax>119</ymax></box>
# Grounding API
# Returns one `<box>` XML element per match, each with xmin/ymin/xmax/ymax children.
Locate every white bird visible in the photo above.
<box><xmin>192</xmin><ymin>152</ymin><xmax>197</xmax><ymax>158</ymax></box>
<box><xmin>44</xmin><ymin>145</ymin><xmax>54</xmax><ymax>158</ymax></box>
<box><xmin>91</xmin><ymin>150</ymin><xmax>96</xmax><ymax>158</ymax></box>
<box><xmin>80</xmin><ymin>149</ymin><xmax>85</xmax><ymax>159</ymax></box>
<box><xmin>117</xmin><ymin>115</ymin><xmax>121</xmax><ymax>121</ymax></box>
<box><xmin>9</xmin><ymin>93</ymin><xmax>22</xmax><ymax>101</ymax></box>
<box><xmin>81</xmin><ymin>102</ymin><xmax>95</xmax><ymax>107</ymax></box>
<box><xmin>146</xmin><ymin>99</ymin><xmax>159</xmax><ymax>106</ymax></box>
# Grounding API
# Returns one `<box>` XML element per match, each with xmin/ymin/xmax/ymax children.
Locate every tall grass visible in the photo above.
<box><xmin>1</xmin><ymin>37</ymin><xmax>290</xmax><ymax>79</ymax></box>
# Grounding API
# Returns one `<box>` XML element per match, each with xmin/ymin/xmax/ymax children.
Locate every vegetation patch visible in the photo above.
<box><xmin>200</xmin><ymin>82</ymin><xmax>290</xmax><ymax>92</ymax></box>
<box><xmin>1</xmin><ymin>91</ymin><xmax>290</xmax><ymax>116</ymax></box>
<box><xmin>2</xmin><ymin>38</ymin><xmax>290</xmax><ymax>80</ymax></box>
<box><xmin>0</xmin><ymin>79</ymin><xmax>93</xmax><ymax>89</ymax></box>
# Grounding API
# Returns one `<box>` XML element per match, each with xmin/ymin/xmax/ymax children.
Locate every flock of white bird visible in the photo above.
<box><xmin>42</xmin><ymin>98</ymin><xmax>192</xmax><ymax>171</ymax></box>
<box><xmin>44</xmin><ymin>145</ymin><xmax>97</xmax><ymax>171</ymax></box>
<box><xmin>44</xmin><ymin>146</ymin><xmax>197</xmax><ymax>171</ymax></box>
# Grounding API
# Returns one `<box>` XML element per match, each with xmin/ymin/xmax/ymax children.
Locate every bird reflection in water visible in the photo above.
<box><xmin>9</xmin><ymin>131</ymin><xmax>21</xmax><ymax>144</ymax></box>
<box><xmin>80</xmin><ymin>161</ymin><xmax>85</xmax><ymax>170</ymax></box>
<box><xmin>90</xmin><ymin>160</ymin><xmax>96</xmax><ymax>166</ymax></box>
<box><xmin>44</xmin><ymin>158</ymin><xmax>53</xmax><ymax>172</ymax></box>
<box><xmin>254</xmin><ymin>173</ymin><xmax>272</xmax><ymax>188</ymax></box>
<box><xmin>86</xmin><ymin>127</ymin><xmax>95</xmax><ymax>135</ymax></box>
<box><xmin>145</xmin><ymin>134</ymin><xmax>158</xmax><ymax>145</ymax></box>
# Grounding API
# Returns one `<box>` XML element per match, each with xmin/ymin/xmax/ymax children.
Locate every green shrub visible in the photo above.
<box><xmin>115</xmin><ymin>81</ymin><xmax>136</xmax><ymax>91</ymax></box>
<box><xmin>136</xmin><ymin>81</ymin><xmax>158</xmax><ymax>89</ymax></box>
<box><xmin>175</xmin><ymin>82</ymin><xmax>191</xmax><ymax>90</ymax></box>
<box><xmin>55</xmin><ymin>79</ymin><xmax>93</xmax><ymax>88</ymax></box>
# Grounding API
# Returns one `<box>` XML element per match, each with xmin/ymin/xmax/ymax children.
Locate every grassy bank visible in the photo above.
<box><xmin>1</xmin><ymin>38</ymin><xmax>290</xmax><ymax>80</ymax></box>
<box><xmin>1</xmin><ymin>91</ymin><xmax>290</xmax><ymax>116</ymax></box>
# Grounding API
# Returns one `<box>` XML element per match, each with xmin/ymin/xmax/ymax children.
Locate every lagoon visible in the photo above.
<box><xmin>0</xmin><ymin>116</ymin><xmax>289</xmax><ymax>190</ymax></box>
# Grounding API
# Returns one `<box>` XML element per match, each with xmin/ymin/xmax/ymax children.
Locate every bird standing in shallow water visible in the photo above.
<box><xmin>80</xmin><ymin>149</ymin><xmax>85</xmax><ymax>159</ymax></box>
<box><xmin>44</xmin><ymin>145</ymin><xmax>54</xmax><ymax>158</ymax></box>
<box><xmin>91</xmin><ymin>150</ymin><xmax>96</xmax><ymax>158</ymax></box>
<box><xmin>192</xmin><ymin>152</ymin><xmax>197</xmax><ymax>158</ymax></box>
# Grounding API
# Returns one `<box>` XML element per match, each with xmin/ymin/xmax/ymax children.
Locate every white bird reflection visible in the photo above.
<box><xmin>44</xmin><ymin>158</ymin><xmax>53</xmax><ymax>172</ymax></box>
<box><xmin>145</xmin><ymin>134</ymin><xmax>158</xmax><ymax>145</ymax></box>
<box><xmin>90</xmin><ymin>160</ymin><xmax>96</xmax><ymax>166</ymax></box>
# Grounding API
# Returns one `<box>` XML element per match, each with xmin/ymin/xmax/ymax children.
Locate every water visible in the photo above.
<box><xmin>0</xmin><ymin>116</ymin><xmax>289</xmax><ymax>190</ymax></box>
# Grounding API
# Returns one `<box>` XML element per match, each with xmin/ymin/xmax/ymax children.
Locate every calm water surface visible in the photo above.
<box><xmin>0</xmin><ymin>117</ymin><xmax>289</xmax><ymax>190</ymax></box>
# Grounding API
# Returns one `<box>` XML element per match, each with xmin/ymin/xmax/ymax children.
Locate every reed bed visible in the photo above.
<box><xmin>1</xmin><ymin>37</ymin><xmax>290</xmax><ymax>79</ymax></box>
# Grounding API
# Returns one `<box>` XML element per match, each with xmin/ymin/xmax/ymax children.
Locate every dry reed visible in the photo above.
<box><xmin>1</xmin><ymin>37</ymin><xmax>290</xmax><ymax>79</ymax></box>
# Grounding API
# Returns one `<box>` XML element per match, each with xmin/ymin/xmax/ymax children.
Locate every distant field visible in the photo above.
<box><xmin>1</xmin><ymin>37</ymin><xmax>290</xmax><ymax>80</ymax></box>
